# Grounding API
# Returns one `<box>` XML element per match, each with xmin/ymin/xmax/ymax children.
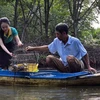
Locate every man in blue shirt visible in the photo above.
<box><xmin>26</xmin><ymin>23</ymin><xmax>97</xmax><ymax>73</ymax></box>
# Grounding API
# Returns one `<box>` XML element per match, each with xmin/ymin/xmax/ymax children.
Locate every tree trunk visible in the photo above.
<box><xmin>14</xmin><ymin>0</ymin><xmax>19</xmax><ymax>28</ymax></box>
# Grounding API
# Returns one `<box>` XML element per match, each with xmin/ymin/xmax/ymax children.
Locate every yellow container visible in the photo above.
<box><xmin>17</xmin><ymin>63</ymin><xmax>39</xmax><ymax>72</ymax></box>
<box><xmin>27</xmin><ymin>63</ymin><xmax>39</xmax><ymax>72</ymax></box>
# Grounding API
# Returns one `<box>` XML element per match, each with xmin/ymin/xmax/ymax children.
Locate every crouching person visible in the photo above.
<box><xmin>26</xmin><ymin>23</ymin><xmax>97</xmax><ymax>73</ymax></box>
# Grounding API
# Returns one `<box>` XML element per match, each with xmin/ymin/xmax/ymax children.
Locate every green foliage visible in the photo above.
<box><xmin>0</xmin><ymin>0</ymin><xmax>100</xmax><ymax>45</ymax></box>
<box><xmin>0</xmin><ymin>0</ymin><xmax>14</xmax><ymax>5</ymax></box>
<box><xmin>0</xmin><ymin>5</ymin><xmax>14</xmax><ymax>21</ymax></box>
<box><xmin>94</xmin><ymin>28</ymin><xmax>100</xmax><ymax>39</ymax></box>
<box><xmin>50</xmin><ymin>0</ymin><xmax>70</xmax><ymax>23</ymax></box>
<box><xmin>80</xmin><ymin>28</ymin><xmax>100</xmax><ymax>45</ymax></box>
<box><xmin>48</xmin><ymin>0</ymin><xmax>70</xmax><ymax>36</ymax></box>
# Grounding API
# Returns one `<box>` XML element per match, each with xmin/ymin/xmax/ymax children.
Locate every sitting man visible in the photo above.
<box><xmin>26</xmin><ymin>23</ymin><xmax>97</xmax><ymax>73</ymax></box>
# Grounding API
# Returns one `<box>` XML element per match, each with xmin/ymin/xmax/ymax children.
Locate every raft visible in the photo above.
<box><xmin>0</xmin><ymin>66</ymin><xmax>100</xmax><ymax>86</ymax></box>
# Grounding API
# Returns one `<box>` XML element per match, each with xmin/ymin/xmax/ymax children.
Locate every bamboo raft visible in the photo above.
<box><xmin>0</xmin><ymin>66</ymin><xmax>100</xmax><ymax>86</ymax></box>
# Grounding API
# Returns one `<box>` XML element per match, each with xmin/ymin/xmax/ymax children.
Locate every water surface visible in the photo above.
<box><xmin>0</xmin><ymin>85</ymin><xmax>100</xmax><ymax>100</ymax></box>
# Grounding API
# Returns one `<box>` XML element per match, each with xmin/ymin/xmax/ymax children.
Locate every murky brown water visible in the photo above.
<box><xmin>0</xmin><ymin>85</ymin><xmax>100</xmax><ymax>100</ymax></box>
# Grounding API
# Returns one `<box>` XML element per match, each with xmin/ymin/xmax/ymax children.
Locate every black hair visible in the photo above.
<box><xmin>55</xmin><ymin>23</ymin><xmax>69</xmax><ymax>34</ymax></box>
<box><xmin>0</xmin><ymin>17</ymin><xmax>10</xmax><ymax>26</ymax></box>
<box><xmin>0</xmin><ymin>17</ymin><xmax>10</xmax><ymax>43</ymax></box>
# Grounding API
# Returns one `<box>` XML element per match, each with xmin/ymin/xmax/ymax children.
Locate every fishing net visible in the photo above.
<box><xmin>10</xmin><ymin>46</ymin><xmax>39</xmax><ymax>72</ymax></box>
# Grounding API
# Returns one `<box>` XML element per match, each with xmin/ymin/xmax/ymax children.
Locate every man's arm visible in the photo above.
<box><xmin>83</xmin><ymin>54</ymin><xmax>90</xmax><ymax>68</ymax></box>
<box><xmin>82</xmin><ymin>53</ymin><xmax>97</xmax><ymax>73</ymax></box>
<box><xmin>26</xmin><ymin>45</ymin><xmax>49</xmax><ymax>52</ymax></box>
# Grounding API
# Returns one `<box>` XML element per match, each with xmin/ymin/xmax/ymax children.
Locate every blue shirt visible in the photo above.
<box><xmin>48</xmin><ymin>35</ymin><xmax>87</xmax><ymax>66</ymax></box>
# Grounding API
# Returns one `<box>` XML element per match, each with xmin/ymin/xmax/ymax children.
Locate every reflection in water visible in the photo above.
<box><xmin>0</xmin><ymin>85</ymin><xmax>100</xmax><ymax>100</ymax></box>
<box><xmin>81</xmin><ymin>86</ymin><xmax>100</xmax><ymax>100</ymax></box>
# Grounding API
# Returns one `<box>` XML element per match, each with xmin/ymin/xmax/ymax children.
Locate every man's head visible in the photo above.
<box><xmin>55</xmin><ymin>23</ymin><xmax>69</xmax><ymax>41</ymax></box>
<box><xmin>55</xmin><ymin>23</ymin><xmax>69</xmax><ymax>34</ymax></box>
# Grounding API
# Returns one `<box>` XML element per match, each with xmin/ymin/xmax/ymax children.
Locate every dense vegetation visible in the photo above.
<box><xmin>0</xmin><ymin>0</ymin><xmax>100</xmax><ymax>45</ymax></box>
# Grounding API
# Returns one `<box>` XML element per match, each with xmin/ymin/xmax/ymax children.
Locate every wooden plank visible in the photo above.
<box><xmin>79</xmin><ymin>73</ymin><xmax>100</xmax><ymax>78</ymax></box>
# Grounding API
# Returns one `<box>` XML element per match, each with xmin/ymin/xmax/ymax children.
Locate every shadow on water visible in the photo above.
<box><xmin>0</xmin><ymin>85</ymin><xmax>100</xmax><ymax>100</ymax></box>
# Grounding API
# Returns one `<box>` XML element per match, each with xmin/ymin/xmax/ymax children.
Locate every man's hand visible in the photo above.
<box><xmin>88</xmin><ymin>65</ymin><xmax>97</xmax><ymax>73</ymax></box>
<box><xmin>25</xmin><ymin>46</ymin><xmax>33</xmax><ymax>51</ymax></box>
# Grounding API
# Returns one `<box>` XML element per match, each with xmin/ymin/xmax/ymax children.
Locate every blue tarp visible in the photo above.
<box><xmin>0</xmin><ymin>70</ymin><xmax>90</xmax><ymax>79</ymax></box>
